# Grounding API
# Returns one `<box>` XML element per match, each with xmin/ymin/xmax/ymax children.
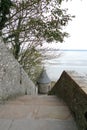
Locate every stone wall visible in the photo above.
<box><xmin>38</xmin><ymin>83</ymin><xmax>51</xmax><ymax>94</ymax></box>
<box><xmin>49</xmin><ymin>71</ymin><xmax>87</xmax><ymax>130</ymax></box>
<box><xmin>0</xmin><ymin>38</ymin><xmax>36</xmax><ymax>100</ymax></box>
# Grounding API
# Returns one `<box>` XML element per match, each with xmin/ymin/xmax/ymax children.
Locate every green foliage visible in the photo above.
<box><xmin>0</xmin><ymin>0</ymin><xmax>12</xmax><ymax>30</ymax></box>
<box><xmin>19</xmin><ymin>47</ymin><xmax>43</xmax><ymax>83</ymax></box>
<box><xmin>2</xmin><ymin>0</ymin><xmax>72</xmax><ymax>44</ymax></box>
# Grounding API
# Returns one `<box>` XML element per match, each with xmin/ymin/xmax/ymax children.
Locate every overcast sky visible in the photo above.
<box><xmin>58</xmin><ymin>0</ymin><xmax>87</xmax><ymax>50</ymax></box>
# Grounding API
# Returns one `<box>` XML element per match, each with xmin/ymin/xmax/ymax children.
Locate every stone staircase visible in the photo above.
<box><xmin>0</xmin><ymin>95</ymin><xmax>77</xmax><ymax>130</ymax></box>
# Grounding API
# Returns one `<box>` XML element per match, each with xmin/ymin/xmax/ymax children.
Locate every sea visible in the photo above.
<box><xmin>43</xmin><ymin>50</ymin><xmax>87</xmax><ymax>81</ymax></box>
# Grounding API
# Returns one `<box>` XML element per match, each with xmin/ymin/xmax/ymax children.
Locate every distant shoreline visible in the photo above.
<box><xmin>38</xmin><ymin>49</ymin><xmax>87</xmax><ymax>51</ymax></box>
<box><xmin>60</xmin><ymin>49</ymin><xmax>87</xmax><ymax>51</ymax></box>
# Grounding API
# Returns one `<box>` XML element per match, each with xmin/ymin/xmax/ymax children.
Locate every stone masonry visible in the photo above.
<box><xmin>49</xmin><ymin>71</ymin><xmax>87</xmax><ymax>130</ymax></box>
<box><xmin>0</xmin><ymin>38</ymin><xmax>36</xmax><ymax>100</ymax></box>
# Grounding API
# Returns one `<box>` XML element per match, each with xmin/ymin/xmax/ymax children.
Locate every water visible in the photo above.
<box><xmin>43</xmin><ymin>50</ymin><xmax>87</xmax><ymax>81</ymax></box>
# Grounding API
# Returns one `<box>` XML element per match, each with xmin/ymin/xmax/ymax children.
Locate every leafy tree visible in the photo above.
<box><xmin>2</xmin><ymin>0</ymin><xmax>72</xmax><ymax>55</ymax></box>
<box><xmin>1</xmin><ymin>0</ymin><xmax>73</xmax><ymax>82</ymax></box>
<box><xmin>19</xmin><ymin>46</ymin><xmax>43</xmax><ymax>83</ymax></box>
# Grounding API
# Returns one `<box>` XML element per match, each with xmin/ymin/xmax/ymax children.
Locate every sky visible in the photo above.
<box><xmin>60</xmin><ymin>0</ymin><xmax>87</xmax><ymax>50</ymax></box>
<box><xmin>43</xmin><ymin>0</ymin><xmax>87</xmax><ymax>50</ymax></box>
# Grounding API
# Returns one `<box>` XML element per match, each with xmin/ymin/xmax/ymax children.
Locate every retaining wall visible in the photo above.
<box><xmin>0</xmin><ymin>38</ymin><xmax>36</xmax><ymax>100</ymax></box>
<box><xmin>49</xmin><ymin>71</ymin><xmax>87</xmax><ymax>130</ymax></box>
